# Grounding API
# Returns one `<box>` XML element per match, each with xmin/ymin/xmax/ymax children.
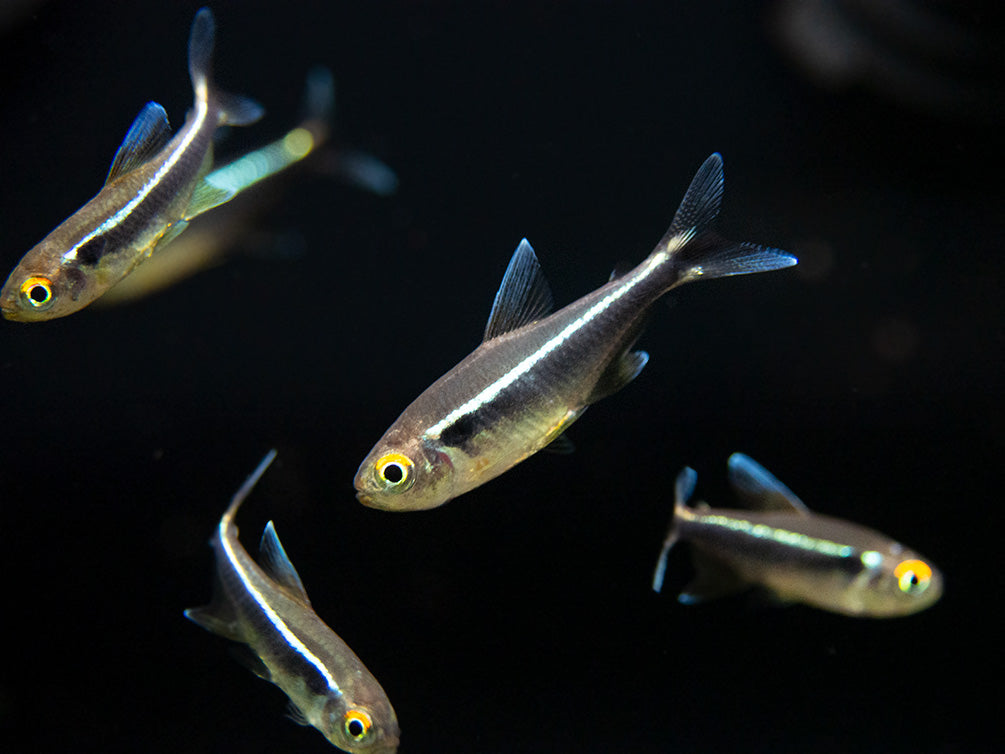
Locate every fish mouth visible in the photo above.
<box><xmin>355</xmin><ymin>491</ymin><xmax>379</xmax><ymax>508</ymax></box>
<box><xmin>0</xmin><ymin>302</ymin><xmax>28</xmax><ymax>322</ymax></box>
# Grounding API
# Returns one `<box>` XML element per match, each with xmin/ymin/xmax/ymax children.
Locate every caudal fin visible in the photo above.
<box><xmin>652</xmin><ymin>466</ymin><xmax>698</xmax><ymax>592</ymax></box>
<box><xmin>187</xmin><ymin>8</ymin><xmax>264</xmax><ymax>127</ymax></box>
<box><xmin>659</xmin><ymin>153</ymin><xmax>797</xmax><ymax>284</ymax></box>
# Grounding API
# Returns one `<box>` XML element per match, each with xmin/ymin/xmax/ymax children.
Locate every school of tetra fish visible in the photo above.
<box><xmin>2</xmin><ymin>8</ymin><xmax>943</xmax><ymax>753</ymax></box>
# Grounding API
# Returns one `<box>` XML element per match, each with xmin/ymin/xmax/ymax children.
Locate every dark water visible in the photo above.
<box><xmin>1</xmin><ymin>1</ymin><xmax>1000</xmax><ymax>752</ymax></box>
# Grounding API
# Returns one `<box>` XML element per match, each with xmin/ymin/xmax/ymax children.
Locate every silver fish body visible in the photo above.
<box><xmin>355</xmin><ymin>153</ymin><xmax>797</xmax><ymax>511</ymax></box>
<box><xmin>652</xmin><ymin>454</ymin><xmax>943</xmax><ymax>618</ymax></box>
<box><xmin>186</xmin><ymin>451</ymin><xmax>400</xmax><ymax>753</ymax></box>
<box><xmin>1</xmin><ymin>8</ymin><xmax>263</xmax><ymax>321</ymax></box>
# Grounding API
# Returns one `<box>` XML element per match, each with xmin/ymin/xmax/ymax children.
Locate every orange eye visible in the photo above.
<box><xmin>19</xmin><ymin>276</ymin><xmax>54</xmax><ymax>309</ymax></box>
<box><xmin>894</xmin><ymin>559</ymin><xmax>932</xmax><ymax>594</ymax></box>
<box><xmin>375</xmin><ymin>453</ymin><xmax>414</xmax><ymax>491</ymax></box>
<box><xmin>344</xmin><ymin>709</ymin><xmax>373</xmax><ymax>740</ymax></box>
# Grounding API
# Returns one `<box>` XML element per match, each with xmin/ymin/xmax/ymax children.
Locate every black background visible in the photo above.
<box><xmin>0</xmin><ymin>2</ymin><xmax>1000</xmax><ymax>752</ymax></box>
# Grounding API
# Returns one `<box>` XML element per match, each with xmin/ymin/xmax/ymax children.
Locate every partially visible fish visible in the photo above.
<box><xmin>652</xmin><ymin>453</ymin><xmax>943</xmax><ymax>617</ymax></box>
<box><xmin>1</xmin><ymin>8</ymin><xmax>264</xmax><ymax>321</ymax></box>
<box><xmin>355</xmin><ymin>153</ymin><xmax>797</xmax><ymax>511</ymax></box>
<box><xmin>97</xmin><ymin>67</ymin><xmax>397</xmax><ymax>307</ymax></box>
<box><xmin>186</xmin><ymin>451</ymin><xmax>400</xmax><ymax>753</ymax></box>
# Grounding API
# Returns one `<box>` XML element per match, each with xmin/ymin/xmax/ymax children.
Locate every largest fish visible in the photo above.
<box><xmin>355</xmin><ymin>153</ymin><xmax>798</xmax><ymax>511</ymax></box>
<box><xmin>1</xmin><ymin>7</ymin><xmax>263</xmax><ymax>321</ymax></box>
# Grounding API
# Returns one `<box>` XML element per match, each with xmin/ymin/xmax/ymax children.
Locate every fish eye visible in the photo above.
<box><xmin>343</xmin><ymin>709</ymin><xmax>373</xmax><ymax>740</ymax></box>
<box><xmin>375</xmin><ymin>453</ymin><xmax>415</xmax><ymax>491</ymax></box>
<box><xmin>894</xmin><ymin>559</ymin><xmax>932</xmax><ymax>594</ymax></box>
<box><xmin>19</xmin><ymin>276</ymin><xmax>55</xmax><ymax>309</ymax></box>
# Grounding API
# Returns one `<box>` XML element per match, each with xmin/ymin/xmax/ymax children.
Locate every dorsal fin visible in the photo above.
<box><xmin>259</xmin><ymin>521</ymin><xmax>312</xmax><ymax>606</ymax></box>
<box><xmin>675</xmin><ymin>466</ymin><xmax>698</xmax><ymax>507</ymax></box>
<box><xmin>608</xmin><ymin>261</ymin><xmax>632</xmax><ymax>282</ymax></box>
<box><xmin>727</xmin><ymin>453</ymin><xmax>809</xmax><ymax>514</ymax></box>
<box><xmin>483</xmin><ymin>238</ymin><xmax>555</xmax><ymax>341</ymax></box>
<box><xmin>105</xmin><ymin>102</ymin><xmax>171</xmax><ymax>184</ymax></box>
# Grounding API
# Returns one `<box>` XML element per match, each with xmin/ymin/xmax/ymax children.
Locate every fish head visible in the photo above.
<box><xmin>354</xmin><ymin>432</ymin><xmax>455</xmax><ymax>511</ymax></box>
<box><xmin>1</xmin><ymin>245</ymin><xmax>94</xmax><ymax>321</ymax></box>
<box><xmin>318</xmin><ymin>696</ymin><xmax>400</xmax><ymax>754</ymax></box>
<box><xmin>851</xmin><ymin>543</ymin><xmax>943</xmax><ymax>617</ymax></box>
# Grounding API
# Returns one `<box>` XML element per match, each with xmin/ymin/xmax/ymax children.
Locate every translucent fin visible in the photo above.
<box><xmin>184</xmin><ymin>175</ymin><xmax>238</xmax><ymax>220</ymax></box>
<box><xmin>327</xmin><ymin>149</ymin><xmax>400</xmax><ymax>196</ymax></box>
<box><xmin>483</xmin><ymin>238</ymin><xmax>555</xmax><ymax>341</ymax></box>
<box><xmin>155</xmin><ymin>219</ymin><xmax>190</xmax><ymax>251</ymax></box>
<box><xmin>187</xmin><ymin>8</ymin><xmax>215</xmax><ymax>93</ymax></box>
<box><xmin>679</xmin><ymin>553</ymin><xmax>746</xmax><ymax>604</ymax></box>
<box><xmin>187</xmin><ymin>7</ymin><xmax>263</xmax><ymax>127</ymax></box>
<box><xmin>608</xmin><ymin>262</ymin><xmax>632</xmax><ymax>282</ymax></box>
<box><xmin>223</xmin><ymin>449</ymin><xmax>278</xmax><ymax>523</ymax></box>
<box><xmin>303</xmin><ymin>65</ymin><xmax>335</xmax><ymax>125</ymax></box>
<box><xmin>587</xmin><ymin>349</ymin><xmax>649</xmax><ymax>403</ymax></box>
<box><xmin>653</xmin><ymin>153</ymin><xmax>798</xmax><ymax>284</ymax></box>
<box><xmin>105</xmin><ymin>102</ymin><xmax>171</xmax><ymax>184</ymax></box>
<box><xmin>727</xmin><ymin>453</ymin><xmax>809</xmax><ymax>514</ymax></box>
<box><xmin>674</xmin><ymin>236</ymin><xmax>798</xmax><ymax>283</ymax></box>
<box><xmin>286</xmin><ymin>701</ymin><xmax>310</xmax><ymax>726</ymax></box>
<box><xmin>543</xmin><ymin>433</ymin><xmax>575</xmax><ymax>455</ymax></box>
<box><xmin>217</xmin><ymin>92</ymin><xmax>265</xmax><ymax>128</ymax></box>
<box><xmin>230</xmin><ymin>645</ymin><xmax>272</xmax><ymax>681</ymax></box>
<box><xmin>184</xmin><ymin>604</ymin><xmax>242</xmax><ymax>641</ymax></box>
<box><xmin>666</xmin><ymin>152</ymin><xmax>725</xmax><ymax>241</ymax></box>
<box><xmin>653</xmin><ymin>466</ymin><xmax>697</xmax><ymax>592</ymax></box>
<box><xmin>259</xmin><ymin>521</ymin><xmax>312</xmax><ymax>607</ymax></box>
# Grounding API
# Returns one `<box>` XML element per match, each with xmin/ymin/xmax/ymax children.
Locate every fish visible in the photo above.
<box><xmin>96</xmin><ymin>67</ymin><xmax>398</xmax><ymax>307</ymax></box>
<box><xmin>354</xmin><ymin>153</ymin><xmax>797</xmax><ymax>511</ymax></box>
<box><xmin>652</xmin><ymin>453</ymin><xmax>943</xmax><ymax>617</ymax></box>
<box><xmin>0</xmin><ymin>7</ymin><xmax>265</xmax><ymax>321</ymax></box>
<box><xmin>185</xmin><ymin>450</ymin><xmax>400</xmax><ymax>753</ymax></box>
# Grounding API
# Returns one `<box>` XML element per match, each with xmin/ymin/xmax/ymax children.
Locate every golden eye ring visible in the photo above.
<box><xmin>19</xmin><ymin>276</ymin><xmax>55</xmax><ymax>309</ymax></box>
<box><xmin>894</xmin><ymin>559</ymin><xmax>932</xmax><ymax>594</ymax></box>
<box><xmin>344</xmin><ymin>709</ymin><xmax>373</xmax><ymax>740</ymax></box>
<box><xmin>374</xmin><ymin>452</ymin><xmax>415</xmax><ymax>491</ymax></box>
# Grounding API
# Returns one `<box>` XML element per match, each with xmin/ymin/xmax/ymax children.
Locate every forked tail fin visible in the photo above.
<box><xmin>656</xmin><ymin>153</ymin><xmax>797</xmax><ymax>286</ymax></box>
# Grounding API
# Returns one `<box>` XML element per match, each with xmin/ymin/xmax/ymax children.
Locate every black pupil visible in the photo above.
<box><xmin>29</xmin><ymin>285</ymin><xmax>49</xmax><ymax>303</ymax></box>
<box><xmin>347</xmin><ymin>718</ymin><xmax>365</xmax><ymax>737</ymax></box>
<box><xmin>383</xmin><ymin>463</ymin><xmax>404</xmax><ymax>484</ymax></box>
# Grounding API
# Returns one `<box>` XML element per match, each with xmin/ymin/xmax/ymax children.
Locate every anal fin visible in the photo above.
<box><xmin>184</xmin><ymin>604</ymin><xmax>242</xmax><ymax>642</ymax></box>
<box><xmin>587</xmin><ymin>350</ymin><xmax>649</xmax><ymax>403</ymax></box>
<box><xmin>679</xmin><ymin>552</ymin><xmax>746</xmax><ymax>605</ymax></box>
